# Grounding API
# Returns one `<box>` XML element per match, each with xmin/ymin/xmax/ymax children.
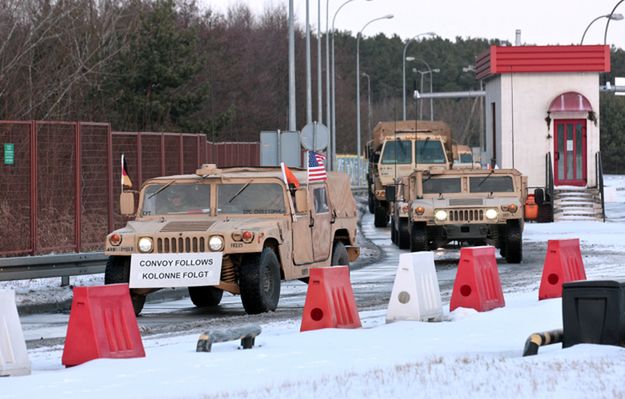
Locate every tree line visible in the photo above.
<box><xmin>1</xmin><ymin>0</ymin><xmax>624</xmax><ymax>171</ymax></box>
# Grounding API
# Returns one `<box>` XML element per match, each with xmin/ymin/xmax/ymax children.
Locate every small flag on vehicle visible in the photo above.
<box><xmin>307</xmin><ymin>151</ymin><xmax>327</xmax><ymax>182</ymax></box>
<box><xmin>280</xmin><ymin>162</ymin><xmax>300</xmax><ymax>189</ymax></box>
<box><xmin>121</xmin><ymin>154</ymin><xmax>132</xmax><ymax>188</ymax></box>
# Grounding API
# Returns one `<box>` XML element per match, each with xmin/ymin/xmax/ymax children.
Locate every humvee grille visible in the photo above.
<box><xmin>156</xmin><ymin>237</ymin><xmax>206</xmax><ymax>253</ymax></box>
<box><xmin>449</xmin><ymin>209</ymin><xmax>484</xmax><ymax>222</ymax></box>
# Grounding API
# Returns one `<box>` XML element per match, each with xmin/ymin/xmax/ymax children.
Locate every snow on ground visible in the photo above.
<box><xmin>2</xmin><ymin>176</ymin><xmax>625</xmax><ymax>398</ymax></box>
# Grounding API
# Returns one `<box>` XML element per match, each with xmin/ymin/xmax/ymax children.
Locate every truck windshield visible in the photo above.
<box><xmin>415</xmin><ymin>140</ymin><xmax>446</xmax><ymax>164</ymax></box>
<box><xmin>381</xmin><ymin>140</ymin><xmax>411</xmax><ymax>164</ymax></box>
<box><xmin>459</xmin><ymin>153</ymin><xmax>473</xmax><ymax>163</ymax></box>
<box><xmin>469</xmin><ymin>176</ymin><xmax>514</xmax><ymax>193</ymax></box>
<box><xmin>217</xmin><ymin>183</ymin><xmax>286</xmax><ymax>214</ymax></box>
<box><xmin>422</xmin><ymin>177</ymin><xmax>462</xmax><ymax>194</ymax></box>
<box><xmin>141</xmin><ymin>183</ymin><xmax>211</xmax><ymax>216</ymax></box>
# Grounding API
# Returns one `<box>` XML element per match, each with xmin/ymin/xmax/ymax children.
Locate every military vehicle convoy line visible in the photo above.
<box><xmin>104</xmin><ymin>164</ymin><xmax>359</xmax><ymax>316</ymax></box>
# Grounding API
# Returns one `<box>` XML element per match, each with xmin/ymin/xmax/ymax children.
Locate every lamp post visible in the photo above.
<box><xmin>604</xmin><ymin>1</ymin><xmax>625</xmax><ymax>45</ymax></box>
<box><xmin>408</xmin><ymin>58</ymin><xmax>439</xmax><ymax>120</ymax></box>
<box><xmin>362</xmin><ymin>72</ymin><xmax>372</xmax><ymax>143</ymax></box>
<box><xmin>402</xmin><ymin>32</ymin><xmax>435</xmax><ymax>120</ymax></box>
<box><xmin>581</xmin><ymin>12</ymin><xmax>623</xmax><ymax>44</ymax></box>
<box><xmin>357</xmin><ymin>15</ymin><xmax>393</xmax><ymax>186</ymax></box>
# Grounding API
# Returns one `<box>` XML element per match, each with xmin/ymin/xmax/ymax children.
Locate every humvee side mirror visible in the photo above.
<box><xmin>295</xmin><ymin>188</ymin><xmax>309</xmax><ymax>213</ymax></box>
<box><xmin>120</xmin><ymin>191</ymin><xmax>135</xmax><ymax>216</ymax></box>
<box><xmin>385</xmin><ymin>185</ymin><xmax>396</xmax><ymax>202</ymax></box>
<box><xmin>534</xmin><ymin>188</ymin><xmax>545</xmax><ymax>206</ymax></box>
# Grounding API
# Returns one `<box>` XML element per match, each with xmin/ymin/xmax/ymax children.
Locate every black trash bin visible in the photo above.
<box><xmin>562</xmin><ymin>280</ymin><xmax>625</xmax><ymax>348</ymax></box>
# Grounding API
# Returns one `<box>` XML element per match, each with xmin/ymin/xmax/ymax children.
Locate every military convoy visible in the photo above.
<box><xmin>104</xmin><ymin>164</ymin><xmax>359</xmax><ymax>315</ymax></box>
<box><xmin>388</xmin><ymin>168</ymin><xmax>527</xmax><ymax>263</ymax></box>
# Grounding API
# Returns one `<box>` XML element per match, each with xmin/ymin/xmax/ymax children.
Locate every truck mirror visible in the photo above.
<box><xmin>120</xmin><ymin>191</ymin><xmax>135</xmax><ymax>216</ymax></box>
<box><xmin>533</xmin><ymin>188</ymin><xmax>545</xmax><ymax>206</ymax></box>
<box><xmin>295</xmin><ymin>188</ymin><xmax>309</xmax><ymax>213</ymax></box>
<box><xmin>385</xmin><ymin>185</ymin><xmax>396</xmax><ymax>202</ymax></box>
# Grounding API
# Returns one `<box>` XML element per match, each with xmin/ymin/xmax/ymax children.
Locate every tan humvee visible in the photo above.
<box><xmin>389</xmin><ymin>168</ymin><xmax>527</xmax><ymax>263</ymax></box>
<box><xmin>104</xmin><ymin>164</ymin><xmax>359</xmax><ymax>315</ymax></box>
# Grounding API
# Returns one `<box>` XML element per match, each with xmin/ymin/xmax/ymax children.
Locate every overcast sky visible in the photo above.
<box><xmin>198</xmin><ymin>0</ymin><xmax>625</xmax><ymax>50</ymax></box>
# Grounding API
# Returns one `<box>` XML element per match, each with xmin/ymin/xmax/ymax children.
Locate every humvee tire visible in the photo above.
<box><xmin>240</xmin><ymin>247</ymin><xmax>281</xmax><ymax>314</ymax></box>
<box><xmin>104</xmin><ymin>256</ymin><xmax>146</xmax><ymax>316</ymax></box>
<box><xmin>410</xmin><ymin>222</ymin><xmax>428</xmax><ymax>252</ymax></box>
<box><xmin>504</xmin><ymin>220</ymin><xmax>523</xmax><ymax>263</ymax></box>
<box><xmin>368</xmin><ymin>192</ymin><xmax>375</xmax><ymax>214</ymax></box>
<box><xmin>374</xmin><ymin>205</ymin><xmax>389</xmax><ymax>227</ymax></box>
<box><xmin>331</xmin><ymin>241</ymin><xmax>350</xmax><ymax>267</ymax></box>
<box><xmin>188</xmin><ymin>286</ymin><xmax>224</xmax><ymax>307</ymax></box>
<box><xmin>397</xmin><ymin>219</ymin><xmax>410</xmax><ymax>250</ymax></box>
<box><xmin>390</xmin><ymin>218</ymin><xmax>397</xmax><ymax>244</ymax></box>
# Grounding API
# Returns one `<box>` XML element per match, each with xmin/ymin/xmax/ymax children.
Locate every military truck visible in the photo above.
<box><xmin>452</xmin><ymin>144</ymin><xmax>479</xmax><ymax>169</ymax></box>
<box><xmin>389</xmin><ymin>168</ymin><xmax>527</xmax><ymax>263</ymax></box>
<box><xmin>365</xmin><ymin>120</ymin><xmax>452</xmax><ymax>228</ymax></box>
<box><xmin>104</xmin><ymin>164</ymin><xmax>359</xmax><ymax>315</ymax></box>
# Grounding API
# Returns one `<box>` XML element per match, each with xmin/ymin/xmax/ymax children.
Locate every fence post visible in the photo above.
<box><xmin>74</xmin><ymin>123</ymin><xmax>82</xmax><ymax>253</ymax></box>
<box><xmin>30</xmin><ymin>121</ymin><xmax>37</xmax><ymax>255</ymax></box>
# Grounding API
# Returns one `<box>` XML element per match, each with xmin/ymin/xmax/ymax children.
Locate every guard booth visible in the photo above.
<box><xmin>475</xmin><ymin>45</ymin><xmax>610</xmax><ymax>221</ymax></box>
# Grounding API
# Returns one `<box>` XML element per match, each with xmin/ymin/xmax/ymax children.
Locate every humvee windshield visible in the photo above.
<box><xmin>469</xmin><ymin>176</ymin><xmax>514</xmax><ymax>193</ymax></box>
<box><xmin>141</xmin><ymin>183</ymin><xmax>211</xmax><ymax>216</ymax></box>
<box><xmin>381</xmin><ymin>140</ymin><xmax>411</xmax><ymax>164</ymax></box>
<box><xmin>422</xmin><ymin>177</ymin><xmax>462</xmax><ymax>194</ymax></box>
<box><xmin>218</xmin><ymin>183</ymin><xmax>286</xmax><ymax>214</ymax></box>
<box><xmin>415</xmin><ymin>140</ymin><xmax>446</xmax><ymax>164</ymax></box>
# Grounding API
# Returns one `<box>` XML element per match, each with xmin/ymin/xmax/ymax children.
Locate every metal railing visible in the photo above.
<box><xmin>544</xmin><ymin>152</ymin><xmax>555</xmax><ymax>222</ymax></box>
<box><xmin>0</xmin><ymin>253</ymin><xmax>107</xmax><ymax>285</ymax></box>
<box><xmin>596</xmin><ymin>151</ymin><xmax>606</xmax><ymax>222</ymax></box>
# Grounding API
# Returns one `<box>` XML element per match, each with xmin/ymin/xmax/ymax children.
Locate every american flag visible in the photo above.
<box><xmin>307</xmin><ymin>151</ymin><xmax>327</xmax><ymax>182</ymax></box>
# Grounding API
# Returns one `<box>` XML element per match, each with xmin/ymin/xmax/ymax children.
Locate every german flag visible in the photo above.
<box><xmin>280</xmin><ymin>162</ymin><xmax>300</xmax><ymax>189</ymax></box>
<box><xmin>121</xmin><ymin>154</ymin><xmax>132</xmax><ymax>188</ymax></box>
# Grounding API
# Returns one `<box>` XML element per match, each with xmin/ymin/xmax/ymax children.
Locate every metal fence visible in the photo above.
<box><xmin>0</xmin><ymin>121</ymin><xmax>259</xmax><ymax>257</ymax></box>
<box><xmin>336</xmin><ymin>154</ymin><xmax>367</xmax><ymax>188</ymax></box>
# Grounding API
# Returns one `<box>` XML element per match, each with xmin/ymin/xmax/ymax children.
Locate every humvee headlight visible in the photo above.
<box><xmin>434</xmin><ymin>210</ymin><xmax>448</xmax><ymax>221</ymax></box>
<box><xmin>138</xmin><ymin>237</ymin><xmax>153</xmax><ymax>253</ymax></box>
<box><xmin>485</xmin><ymin>208</ymin><xmax>499</xmax><ymax>220</ymax></box>
<box><xmin>415</xmin><ymin>207</ymin><xmax>425</xmax><ymax>215</ymax></box>
<box><xmin>109</xmin><ymin>233</ymin><xmax>122</xmax><ymax>246</ymax></box>
<box><xmin>209</xmin><ymin>235</ymin><xmax>224</xmax><ymax>251</ymax></box>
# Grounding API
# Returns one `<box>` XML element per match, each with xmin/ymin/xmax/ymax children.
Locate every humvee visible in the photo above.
<box><xmin>389</xmin><ymin>168</ymin><xmax>527</xmax><ymax>263</ymax></box>
<box><xmin>104</xmin><ymin>164</ymin><xmax>359</xmax><ymax>315</ymax></box>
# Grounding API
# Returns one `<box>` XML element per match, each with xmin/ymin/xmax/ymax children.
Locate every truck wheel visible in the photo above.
<box><xmin>398</xmin><ymin>219</ymin><xmax>410</xmax><ymax>250</ymax></box>
<box><xmin>390</xmin><ymin>218</ymin><xmax>397</xmax><ymax>244</ymax></box>
<box><xmin>504</xmin><ymin>221</ymin><xmax>523</xmax><ymax>263</ymax></box>
<box><xmin>240</xmin><ymin>248</ymin><xmax>281</xmax><ymax>314</ymax></box>
<box><xmin>188</xmin><ymin>286</ymin><xmax>224</xmax><ymax>307</ymax></box>
<box><xmin>374</xmin><ymin>205</ymin><xmax>388</xmax><ymax>228</ymax></box>
<box><xmin>410</xmin><ymin>222</ymin><xmax>428</xmax><ymax>252</ymax></box>
<box><xmin>368</xmin><ymin>192</ymin><xmax>375</xmax><ymax>214</ymax></box>
<box><xmin>104</xmin><ymin>256</ymin><xmax>145</xmax><ymax>316</ymax></box>
<box><xmin>331</xmin><ymin>241</ymin><xmax>350</xmax><ymax>267</ymax></box>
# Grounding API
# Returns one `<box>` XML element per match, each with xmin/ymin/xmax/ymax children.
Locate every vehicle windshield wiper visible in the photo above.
<box><xmin>478</xmin><ymin>170</ymin><xmax>495</xmax><ymax>187</ymax></box>
<box><xmin>228</xmin><ymin>180</ymin><xmax>252</xmax><ymax>203</ymax></box>
<box><xmin>147</xmin><ymin>180</ymin><xmax>176</xmax><ymax>200</ymax></box>
<box><xmin>419</xmin><ymin>137</ymin><xmax>431</xmax><ymax>156</ymax></box>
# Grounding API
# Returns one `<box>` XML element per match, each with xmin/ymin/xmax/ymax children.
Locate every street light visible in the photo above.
<box><xmin>402</xmin><ymin>32</ymin><xmax>435</xmax><ymax>120</ymax></box>
<box><xmin>357</xmin><ymin>14</ymin><xmax>393</xmax><ymax>186</ymax></box>
<box><xmin>580</xmin><ymin>12</ymin><xmax>623</xmax><ymax>44</ymax></box>
<box><xmin>604</xmin><ymin>0</ymin><xmax>625</xmax><ymax>45</ymax></box>
<box><xmin>408</xmin><ymin>59</ymin><xmax>439</xmax><ymax>120</ymax></box>
<box><xmin>330</xmin><ymin>0</ymin><xmax>372</xmax><ymax>170</ymax></box>
<box><xmin>362</xmin><ymin>72</ymin><xmax>372</xmax><ymax>143</ymax></box>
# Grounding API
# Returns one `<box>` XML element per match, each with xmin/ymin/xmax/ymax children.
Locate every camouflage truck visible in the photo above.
<box><xmin>104</xmin><ymin>164</ymin><xmax>359</xmax><ymax>315</ymax></box>
<box><xmin>365</xmin><ymin>120</ymin><xmax>452</xmax><ymax>228</ymax></box>
<box><xmin>390</xmin><ymin>168</ymin><xmax>527</xmax><ymax>263</ymax></box>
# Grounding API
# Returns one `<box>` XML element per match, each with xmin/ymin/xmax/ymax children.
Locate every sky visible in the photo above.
<box><xmin>198</xmin><ymin>0</ymin><xmax>625</xmax><ymax>50</ymax></box>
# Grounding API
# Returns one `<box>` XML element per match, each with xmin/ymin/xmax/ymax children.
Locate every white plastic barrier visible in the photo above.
<box><xmin>386</xmin><ymin>252</ymin><xmax>443</xmax><ymax>323</ymax></box>
<box><xmin>0</xmin><ymin>289</ymin><xmax>31</xmax><ymax>376</ymax></box>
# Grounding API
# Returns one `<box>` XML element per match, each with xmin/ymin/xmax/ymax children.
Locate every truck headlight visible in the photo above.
<box><xmin>434</xmin><ymin>210</ymin><xmax>448</xmax><ymax>221</ymax></box>
<box><xmin>485</xmin><ymin>208</ymin><xmax>498</xmax><ymax>220</ymax></box>
<box><xmin>138</xmin><ymin>237</ymin><xmax>153</xmax><ymax>253</ymax></box>
<box><xmin>209</xmin><ymin>235</ymin><xmax>224</xmax><ymax>251</ymax></box>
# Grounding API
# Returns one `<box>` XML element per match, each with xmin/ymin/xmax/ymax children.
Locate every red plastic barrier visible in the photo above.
<box><xmin>62</xmin><ymin>284</ymin><xmax>145</xmax><ymax>367</ymax></box>
<box><xmin>538</xmin><ymin>239</ymin><xmax>586</xmax><ymax>300</ymax></box>
<box><xmin>450</xmin><ymin>246</ymin><xmax>505</xmax><ymax>312</ymax></box>
<box><xmin>300</xmin><ymin>266</ymin><xmax>361</xmax><ymax>332</ymax></box>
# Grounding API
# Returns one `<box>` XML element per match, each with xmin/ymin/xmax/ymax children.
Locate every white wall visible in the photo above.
<box><xmin>484</xmin><ymin>72</ymin><xmax>600</xmax><ymax>188</ymax></box>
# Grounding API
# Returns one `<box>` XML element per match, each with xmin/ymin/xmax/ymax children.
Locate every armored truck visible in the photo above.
<box><xmin>104</xmin><ymin>164</ymin><xmax>359</xmax><ymax>315</ymax></box>
<box><xmin>365</xmin><ymin>120</ymin><xmax>452</xmax><ymax>228</ymax></box>
<box><xmin>390</xmin><ymin>168</ymin><xmax>527</xmax><ymax>263</ymax></box>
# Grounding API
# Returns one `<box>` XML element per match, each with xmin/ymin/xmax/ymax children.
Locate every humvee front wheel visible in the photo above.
<box><xmin>240</xmin><ymin>248</ymin><xmax>281</xmax><ymax>314</ymax></box>
<box><xmin>368</xmin><ymin>192</ymin><xmax>375</xmax><ymax>214</ymax></box>
<box><xmin>390</xmin><ymin>218</ymin><xmax>397</xmax><ymax>244</ymax></box>
<box><xmin>331</xmin><ymin>241</ymin><xmax>350</xmax><ymax>267</ymax></box>
<box><xmin>104</xmin><ymin>256</ymin><xmax>146</xmax><ymax>316</ymax></box>
<box><xmin>504</xmin><ymin>220</ymin><xmax>523</xmax><ymax>263</ymax></box>
<box><xmin>374</xmin><ymin>205</ymin><xmax>389</xmax><ymax>227</ymax></box>
<box><xmin>188</xmin><ymin>286</ymin><xmax>224</xmax><ymax>307</ymax></box>
<box><xmin>410</xmin><ymin>222</ymin><xmax>428</xmax><ymax>252</ymax></box>
<box><xmin>397</xmin><ymin>218</ymin><xmax>410</xmax><ymax>250</ymax></box>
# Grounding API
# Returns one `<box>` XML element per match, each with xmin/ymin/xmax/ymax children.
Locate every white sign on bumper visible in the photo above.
<box><xmin>129</xmin><ymin>252</ymin><xmax>223</xmax><ymax>288</ymax></box>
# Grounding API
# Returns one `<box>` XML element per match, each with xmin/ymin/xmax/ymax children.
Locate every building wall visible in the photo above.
<box><xmin>484</xmin><ymin>72</ymin><xmax>600</xmax><ymax>188</ymax></box>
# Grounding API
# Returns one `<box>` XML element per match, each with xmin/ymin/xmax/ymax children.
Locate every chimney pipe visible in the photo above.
<box><xmin>515</xmin><ymin>29</ymin><xmax>522</xmax><ymax>46</ymax></box>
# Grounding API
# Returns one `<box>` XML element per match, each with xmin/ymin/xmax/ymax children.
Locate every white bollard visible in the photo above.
<box><xmin>386</xmin><ymin>252</ymin><xmax>443</xmax><ymax>323</ymax></box>
<box><xmin>0</xmin><ymin>289</ymin><xmax>31</xmax><ymax>376</ymax></box>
